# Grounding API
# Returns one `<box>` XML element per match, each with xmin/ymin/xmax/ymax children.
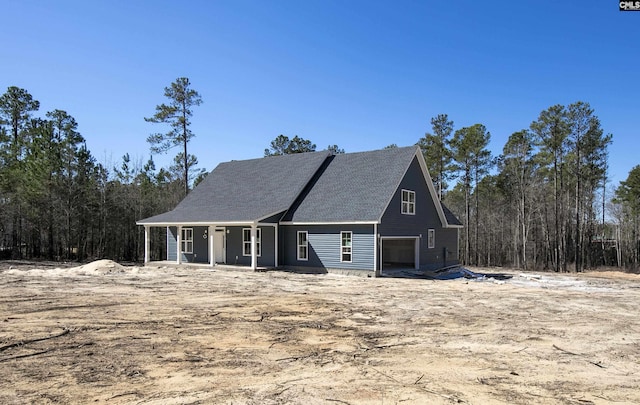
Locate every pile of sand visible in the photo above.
<box><xmin>69</xmin><ymin>259</ymin><xmax>129</xmax><ymax>275</ymax></box>
<box><xmin>2</xmin><ymin>259</ymin><xmax>139</xmax><ymax>276</ymax></box>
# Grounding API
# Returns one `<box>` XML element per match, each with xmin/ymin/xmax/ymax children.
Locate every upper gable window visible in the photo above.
<box><xmin>401</xmin><ymin>189</ymin><xmax>415</xmax><ymax>215</ymax></box>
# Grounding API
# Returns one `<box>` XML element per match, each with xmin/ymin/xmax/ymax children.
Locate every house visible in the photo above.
<box><xmin>137</xmin><ymin>146</ymin><xmax>463</xmax><ymax>276</ymax></box>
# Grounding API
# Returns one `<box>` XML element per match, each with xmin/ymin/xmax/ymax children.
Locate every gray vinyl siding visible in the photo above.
<box><xmin>416</xmin><ymin>227</ymin><xmax>459</xmax><ymax>270</ymax></box>
<box><xmin>191</xmin><ymin>226</ymin><xmax>209</xmax><ymax>263</ymax></box>
<box><xmin>166</xmin><ymin>226</ymin><xmax>209</xmax><ymax>263</ymax></box>
<box><xmin>281</xmin><ymin>224</ymin><xmax>375</xmax><ymax>271</ymax></box>
<box><xmin>379</xmin><ymin>156</ymin><xmax>459</xmax><ymax>269</ymax></box>
<box><xmin>167</xmin><ymin>227</ymin><xmax>177</xmax><ymax>261</ymax></box>
<box><xmin>225</xmin><ymin>226</ymin><xmax>276</xmax><ymax>267</ymax></box>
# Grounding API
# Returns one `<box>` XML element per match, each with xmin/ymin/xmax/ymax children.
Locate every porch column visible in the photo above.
<box><xmin>274</xmin><ymin>225</ymin><xmax>278</xmax><ymax>268</ymax></box>
<box><xmin>373</xmin><ymin>224</ymin><xmax>378</xmax><ymax>276</ymax></box>
<box><xmin>176</xmin><ymin>226</ymin><xmax>182</xmax><ymax>265</ymax></box>
<box><xmin>250</xmin><ymin>224</ymin><xmax>257</xmax><ymax>270</ymax></box>
<box><xmin>209</xmin><ymin>226</ymin><xmax>214</xmax><ymax>267</ymax></box>
<box><xmin>144</xmin><ymin>225</ymin><xmax>150</xmax><ymax>264</ymax></box>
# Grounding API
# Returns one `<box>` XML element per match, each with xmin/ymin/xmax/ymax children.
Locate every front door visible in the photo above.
<box><xmin>214</xmin><ymin>229</ymin><xmax>225</xmax><ymax>263</ymax></box>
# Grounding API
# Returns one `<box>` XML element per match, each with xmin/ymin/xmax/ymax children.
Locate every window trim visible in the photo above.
<box><xmin>340</xmin><ymin>231</ymin><xmax>352</xmax><ymax>263</ymax></box>
<box><xmin>242</xmin><ymin>228</ymin><xmax>261</xmax><ymax>257</ymax></box>
<box><xmin>428</xmin><ymin>229</ymin><xmax>435</xmax><ymax>249</ymax></box>
<box><xmin>401</xmin><ymin>189</ymin><xmax>416</xmax><ymax>215</ymax></box>
<box><xmin>297</xmin><ymin>231</ymin><xmax>308</xmax><ymax>261</ymax></box>
<box><xmin>181</xmin><ymin>227</ymin><xmax>193</xmax><ymax>254</ymax></box>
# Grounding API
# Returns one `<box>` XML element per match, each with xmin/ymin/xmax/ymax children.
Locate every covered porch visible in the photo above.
<box><xmin>140</xmin><ymin>222</ymin><xmax>279</xmax><ymax>271</ymax></box>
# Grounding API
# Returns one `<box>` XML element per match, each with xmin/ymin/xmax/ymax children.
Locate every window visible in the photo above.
<box><xmin>297</xmin><ymin>231</ymin><xmax>308</xmax><ymax>261</ymax></box>
<box><xmin>242</xmin><ymin>228</ymin><xmax>261</xmax><ymax>257</ymax></box>
<box><xmin>341</xmin><ymin>231</ymin><xmax>352</xmax><ymax>262</ymax></box>
<box><xmin>428</xmin><ymin>229</ymin><xmax>435</xmax><ymax>249</ymax></box>
<box><xmin>181</xmin><ymin>228</ymin><xmax>193</xmax><ymax>253</ymax></box>
<box><xmin>401</xmin><ymin>189</ymin><xmax>415</xmax><ymax>215</ymax></box>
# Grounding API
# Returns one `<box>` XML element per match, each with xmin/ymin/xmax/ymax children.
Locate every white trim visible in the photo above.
<box><xmin>214</xmin><ymin>227</ymin><xmax>226</xmax><ymax>264</ymax></box>
<box><xmin>414</xmin><ymin>148</ymin><xmax>451</xmax><ymax>227</ymax></box>
<box><xmin>166</xmin><ymin>227</ymin><xmax>170</xmax><ymax>261</ymax></box>
<box><xmin>379</xmin><ymin>235</ymin><xmax>421</xmax><ymax>240</ymax></box>
<box><xmin>242</xmin><ymin>228</ymin><xmax>261</xmax><ymax>257</ymax></box>
<box><xmin>340</xmin><ymin>231</ymin><xmax>352</xmax><ymax>263</ymax></box>
<box><xmin>250</xmin><ymin>225</ymin><xmax>258</xmax><ymax>270</ymax></box>
<box><xmin>208</xmin><ymin>226</ymin><xmax>214</xmax><ymax>267</ymax></box>
<box><xmin>274</xmin><ymin>225</ymin><xmax>279</xmax><ymax>267</ymax></box>
<box><xmin>401</xmin><ymin>189</ymin><xmax>416</xmax><ymax>215</ymax></box>
<box><xmin>373</xmin><ymin>224</ymin><xmax>378</xmax><ymax>276</ymax></box>
<box><xmin>379</xmin><ymin>236</ymin><xmax>421</xmax><ymax>273</ymax></box>
<box><xmin>376</xmin><ymin>147</ymin><xmax>451</xmax><ymax>228</ymax></box>
<box><xmin>279</xmin><ymin>221</ymin><xmax>379</xmax><ymax>225</ymax></box>
<box><xmin>137</xmin><ymin>221</ymin><xmax>257</xmax><ymax>227</ymax></box>
<box><xmin>255</xmin><ymin>210</ymin><xmax>287</xmax><ymax>222</ymax></box>
<box><xmin>144</xmin><ymin>226</ymin><xmax>150</xmax><ymax>264</ymax></box>
<box><xmin>176</xmin><ymin>226</ymin><xmax>182</xmax><ymax>264</ymax></box>
<box><xmin>297</xmin><ymin>231</ymin><xmax>309</xmax><ymax>261</ymax></box>
<box><xmin>181</xmin><ymin>227</ymin><xmax>194</xmax><ymax>254</ymax></box>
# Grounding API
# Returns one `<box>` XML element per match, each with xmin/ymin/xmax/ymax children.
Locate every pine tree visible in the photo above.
<box><xmin>450</xmin><ymin>124</ymin><xmax>492</xmax><ymax>265</ymax></box>
<box><xmin>145</xmin><ymin>77</ymin><xmax>203</xmax><ymax>197</ymax></box>
<box><xmin>0</xmin><ymin>87</ymin><xmax>40</xmax><ymax>258</ymax></box>
<box><xmin>417</xmin><ymin>114</ymin><xmax>454</xmax><ymax>201</ymax></box>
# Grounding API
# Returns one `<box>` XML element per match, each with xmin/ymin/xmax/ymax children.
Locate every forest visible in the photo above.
<box><xmin>1</xmin><ymin>81</ymin><xmax>638</xmax><ymax>271</ymax></box>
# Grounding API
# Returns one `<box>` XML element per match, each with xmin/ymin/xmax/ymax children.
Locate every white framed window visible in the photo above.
<box><xmin>297</xmin><ymin>231</ymin><xmax>308</xmax><ymax>261</ymax></box>
<box><xmin>401</xmin><ymin>189</ymin><xmax>415</xmax><ymax>215</ymax></box>
<box><xmin>242</xmin><ymin>228</ymin><xmax>261</xmax><ymax>257</ymax></box>
<box><xmin>428</xmin><ymin>229</ymin><xmax>435</xmax><ymax>249</ymax></box>
<box><xmin>181</xmin><ymin>228</ymin><xmax>193</xmax><ymax>253</ymax></box>
<box><xmin>341</xmin><ymin>231</ymin><xmax>352</xmax><ymax>263</ymax></box>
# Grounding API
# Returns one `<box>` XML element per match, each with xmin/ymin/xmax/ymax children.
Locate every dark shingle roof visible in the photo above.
<box><xmin>441</xmin><ymin>202</ymin><xmax>463</xmax><ymax>226</ymax></box>
<box><xmin>138</xmin><ymin>145</ymin><xmax>463</xmax><ymax>228</ymax></box>
<box><xmin>283</xmin><ymin>146</ymin><xmax>418</xmax><ymax>223</ymax></box>
<box><xmin>138</xmin><ymin>150</ymin><xmax>331</xmax><ymax>224</ymax></box>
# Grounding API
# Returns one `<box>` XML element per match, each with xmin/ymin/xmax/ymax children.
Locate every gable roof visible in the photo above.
<box><xmin>137</xmin><ymin>146</ymin><xmax>462</xmax><ymax>228</ymax></box>
<box><xmin>137</xmin><ymin>150</ymin><xmax>331</xmax><ymax>225</ymax></box>
<box><xmin>282</xmin><ymin>146</ymin><xmax>418</xmax><ymax>223</ymax></box>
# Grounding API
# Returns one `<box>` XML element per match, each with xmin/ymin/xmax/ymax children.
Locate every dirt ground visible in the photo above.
<box><xmin>1</xmin><ymin>261</ymin><xmax>639</xmax><ymax>405</ymax></box>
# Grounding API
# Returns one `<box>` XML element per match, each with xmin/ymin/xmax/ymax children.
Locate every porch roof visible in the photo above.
<box><xmin>137</xmin><ymin>150</ymin><xmax>331</xmax><ymax>226</ymax></box>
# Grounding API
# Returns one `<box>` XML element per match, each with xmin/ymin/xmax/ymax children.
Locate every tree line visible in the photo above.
<box><xmin>418</xmin><ymin>108</ymin><xmax>638</xmax><ymax>271</ymax></box>
<box><xmin>1</xmin><ymin>81</ymin><xmax>637</xmax><ymax>270</ymax></box>
<box><xmin>0</xmin><ymin>80</ymin><xmax>200</xmax><ymax>262</ymax></box>
<box><xmin>262</xmin><ymin>108</ymin><xmax>637</xmax><ymax>271</ymax></box>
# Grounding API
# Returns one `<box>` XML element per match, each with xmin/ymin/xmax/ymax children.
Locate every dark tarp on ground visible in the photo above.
<box><xmin>382</xmin><ymin>267</ymin><xmax>513</xmax><ymax>281</ymax></box>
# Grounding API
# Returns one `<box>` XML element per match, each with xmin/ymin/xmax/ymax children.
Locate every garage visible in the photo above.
<box><xmin>380</xmin><ymin>237</ymin><xmax>419</xmax><ymax>273</ymax></box>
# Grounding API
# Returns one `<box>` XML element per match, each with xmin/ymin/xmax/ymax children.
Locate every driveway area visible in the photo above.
<box><xmin>1</xmin><ymin>260</ymin><xmax>639</xmax><ymax>404</ymax></box>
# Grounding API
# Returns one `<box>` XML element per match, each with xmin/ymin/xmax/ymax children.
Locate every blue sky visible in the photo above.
<box><xmin>2</xmin><ymin>0</ymin><xmax>639</xmax><ymax>188</ymax></box>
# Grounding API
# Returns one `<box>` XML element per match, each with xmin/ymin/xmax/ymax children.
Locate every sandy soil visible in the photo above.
<box><xmin>1</xmin><ymin>261</ymin><xmax>639</xmax><ymax>405</ymax></box>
